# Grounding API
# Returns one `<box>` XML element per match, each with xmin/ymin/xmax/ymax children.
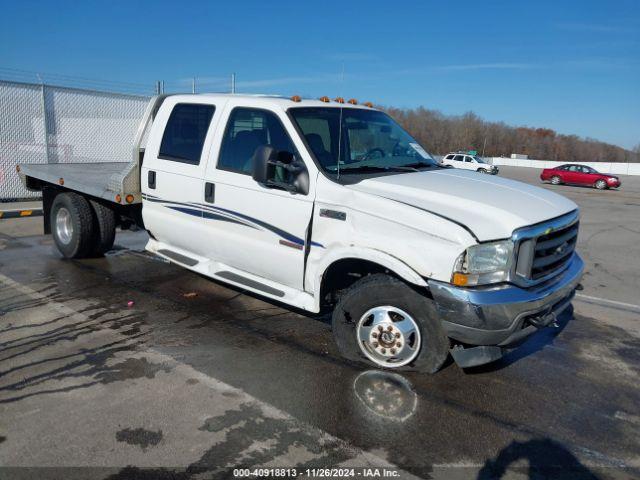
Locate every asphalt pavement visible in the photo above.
<box><xmin>0</xmin><ymin>167</ymin><xmax>639</xmax><ymax>479</ymax></box>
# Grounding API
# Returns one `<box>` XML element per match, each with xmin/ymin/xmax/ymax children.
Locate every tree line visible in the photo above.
<box><xmin>384</xmin><ymin>106</ymin><xmax>639</xmax><ymax>163</ymax></box>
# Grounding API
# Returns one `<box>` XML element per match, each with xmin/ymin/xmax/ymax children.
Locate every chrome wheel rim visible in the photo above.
<box><xmin>356</xmin><ymin>306</ymin><xmax>421</xmax><ymax>368</ymax></box>
<box><xmin>596</xmin><ymin>180</ymin><xmax>606</xmax><ymax>189</ymax></box>
<box><xmin>55</xmin><ymin>207</ymin><xmax>73</xmax><ymax>245</ymax></box>
<box><xmin>551</xmin><ymin>176</ymin><xmax>560</xmax><ymax>184</ymax></box>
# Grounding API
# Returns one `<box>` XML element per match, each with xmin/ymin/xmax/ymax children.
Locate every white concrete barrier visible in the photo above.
<box><xmin>488</xmin><ymin>158</ymin><xmax>640</xmax><ymax>176</ymax></box>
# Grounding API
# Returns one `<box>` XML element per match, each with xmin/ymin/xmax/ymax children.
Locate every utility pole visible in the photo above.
<box><xmin>482</xmin><ymin>137</ymin><xmax>487</xmax><ymax>157</ymax></box>
<box><xmin>156</xmin><ymin>81</ymin><xmax>161</xmax><ymax>95</ymax></box>
<box><xmin>192</xmin><ymin>77</ymin><xmax>196</xmax><ymax>94</ymax></box>
<box><xmin>231</xmin><ymin>73</ymin><xmax>236</xmax><ymax>94</ymax></box>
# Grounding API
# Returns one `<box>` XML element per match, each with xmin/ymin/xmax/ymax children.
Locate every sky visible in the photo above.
<box><xmin>1</xmin><ymin>0</ymin><xmax>638</xmax><ymax>149</ymax></box>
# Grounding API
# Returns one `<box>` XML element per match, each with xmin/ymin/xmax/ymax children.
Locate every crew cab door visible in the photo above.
<box><xmin>202</xmin><ymin>105</ymin><xmax>315</xmax><ymax>290</ymax></box>
<box><xmin>141</xmin><ymin>99</ymin><xmax>221</xmax><ymax>258</ymax></box>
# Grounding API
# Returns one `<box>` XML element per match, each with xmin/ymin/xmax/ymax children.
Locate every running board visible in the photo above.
<box><xmin>216</xmin><ymin>271</ymin><xmax>285</xmax><ymax>298</ymax></box>
<box><xmin>157</xmin><ymin>249</ymin><xmax>199</xmax><ymax>267</ymax></box>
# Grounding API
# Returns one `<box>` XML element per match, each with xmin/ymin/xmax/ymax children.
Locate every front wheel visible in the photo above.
<box><xmin>595</xmin><ymin>179</ymin><xmax>607</xmax><ymax>190</ymax></box>
<box><xmin>331</xmin><ymin>274</ymin><xmax>450</xmax><ymax>373</ymax></box>
<box><xmin>550</xmin><ymin>175</ymin><xmax>562</xmax><ymax>185</ymax></box>
<box><xmin>477</xmin><ymin>168</ymin><xmax>489</xmax><ymax>174</ymax></box>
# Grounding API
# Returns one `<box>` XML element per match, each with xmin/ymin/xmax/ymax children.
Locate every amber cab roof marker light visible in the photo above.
<box><xmin>334</xmin><ymin>97</ymin><xmax>345</xmax><ymax>104</ymax></box>
<box><xmin>363</xmin><ymin>101</ymin><xmax>374</xmax><ymax>108</ymax></box>
<box><xmin>290</xmin><ymin>95</ymin><xmax>302</xmax><ymax>102</ymax></box>
<box><xmin>348</xmin><ymin>99</ymin><xmax>358</xmax><ymax>105</ymax></box>
<box><xmin>319</xmin><ymin>96</ymin><xmax>330</xmax><ymax>103</ymax></box>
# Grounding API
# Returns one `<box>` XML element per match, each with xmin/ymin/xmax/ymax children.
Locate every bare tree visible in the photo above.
<box><xmin>383</xmin><ymin>106</ymin><xmax>640</xmax><ymax>163</ymax></box>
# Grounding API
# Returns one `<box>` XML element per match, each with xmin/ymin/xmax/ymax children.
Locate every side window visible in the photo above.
<box><xmin>159</xmin><ymin>103</ymin><xmax>215</xmax><ymax>165</ymax></box>
<box><xmin>444</xmin><ymin>154</ymin><xmax>454</xmax><ymax>160</ymax></box>
<box><xmin>218</xmin><ymin>108</ymin><xmax>297</xmax><ymax>175</ymax></box>
<box><xmin>453</xmin><ymin>155</ymin><xmax>464</xmax><ymax>162</ymax></box>
<box><xmin>464</xmin><ymin>156</ymin><xmax>472</xmax><ymax>163</ymax></box>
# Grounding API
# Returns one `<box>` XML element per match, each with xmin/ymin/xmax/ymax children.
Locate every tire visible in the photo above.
<box><xmin>594</xmin><ymin>179</ymin><xmax>607</xmax><ymax>190</ymax></box>
<box><xmin>331</xmin><ymin>274</ymin><xmax>450</xmax><ymax>373</ymax></box>
<box><xmin>550</xmin><ymin>175</ymin><xmax>561</xmax><ymax>185</ymax></box>
<box><xmin>477</xmin><ymin>168</ymin><xmax>489</xmax><ymax>174</ymax></box>
<box><xmin>89</xmin><ymin>200</ymin><xmax>116</xmax><ymax>256</ymax></box>
<box><xmin>51</xmin><ymin>192</ymin><xmax>96</xmax><ymax>259</ymax></box>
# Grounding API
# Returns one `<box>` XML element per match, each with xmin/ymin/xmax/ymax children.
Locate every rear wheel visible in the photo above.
<box><xmin>595</xmin><ymin>179</ymin><xmax>607</xmax><ymax>190</ymax></box>
<box><xmin>331</xmin><ymin>274</ymin><xmax>450</xmax><ymax>373</ymax></box>
<box><xmin>550</xmin><ymin>175</ymin><xmax>562</xmax><ymax>185</ymax></box>
<box><xmin>89</xmin><ymin>200</ymin><xmax>116</xmax><ymax>256</ymax></box>
<box><xmin>51</xmin><ymin>192</ymin><xmax>95</xmax><ymax>258</ymax></box>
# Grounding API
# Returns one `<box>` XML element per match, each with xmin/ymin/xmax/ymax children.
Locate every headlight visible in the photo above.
<box><xmin>452</xmin><ymin>240</ymin><xmax>514</xmax><ymax>286</ymax></box>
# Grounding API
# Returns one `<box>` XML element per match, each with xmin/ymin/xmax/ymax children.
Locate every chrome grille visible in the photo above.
<box><xmin>531</xmin><ymin>222</ymin><xmax>579</xmax><ymax>279</ymax></box>
<box><xmin>512</xmin><ymin>211</ymin><xmax>580</xmax><ymax>286</ymax></box>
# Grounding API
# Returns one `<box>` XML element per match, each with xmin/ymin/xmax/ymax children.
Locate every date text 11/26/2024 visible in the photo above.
<box><xmin>233</xmin><ymin>468</ymin><xmax>402</xmax><ymax>478</ymax></box>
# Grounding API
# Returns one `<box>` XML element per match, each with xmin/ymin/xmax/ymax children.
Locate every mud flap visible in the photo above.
<box><xmin>451</xmin><ymin>345</ymin><xmax>504</xmax><ymax>368</ymax></box>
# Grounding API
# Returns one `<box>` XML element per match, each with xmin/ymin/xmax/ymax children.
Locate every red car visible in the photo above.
<box><xmin>540</xmin><ymin>164</ymin><xmax>621</xmax><ymax>190</ymax></box>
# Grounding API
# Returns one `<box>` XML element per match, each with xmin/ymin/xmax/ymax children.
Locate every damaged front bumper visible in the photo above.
<box><xmin>428</xmin><ymin>254</ymin><xmax>584</xmax><ymax>367</ymax></box>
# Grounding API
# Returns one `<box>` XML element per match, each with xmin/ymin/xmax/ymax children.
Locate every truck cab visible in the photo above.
<box><xmin>19</xmin><ymin>93</ymin><xmax>583</xmax><ymax>372</ymax></box>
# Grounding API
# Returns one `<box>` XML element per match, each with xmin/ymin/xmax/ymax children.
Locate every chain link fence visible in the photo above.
<box><xmin>0</xmin><ymin>80</ymin><xmax>150</xmax><ymax>201</ymax></box>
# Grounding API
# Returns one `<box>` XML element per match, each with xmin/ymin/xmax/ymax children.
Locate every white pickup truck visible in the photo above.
<box><xmin>18</xmin><ymin>94</ymin><xmax>583</xmax><ymax>371</ymax></box>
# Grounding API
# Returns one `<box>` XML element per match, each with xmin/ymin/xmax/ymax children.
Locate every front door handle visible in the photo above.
<box><xmin>204</xmin><ymin>182</ymin><xmax>215</xmax><ymax>203</ymax></box>
<box><xmin>148</xmin><ymin>170</ymin><xmax>156</xmax><ymax>189</ymax></box>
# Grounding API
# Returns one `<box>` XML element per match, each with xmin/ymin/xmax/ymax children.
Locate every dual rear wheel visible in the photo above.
<box><xmin>51</xmin><ymin>192</ymin><xmax>116</xmax><ymax>258</ymax></box>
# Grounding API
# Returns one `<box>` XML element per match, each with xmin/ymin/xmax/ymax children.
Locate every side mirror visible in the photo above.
<box><xmin>251</xmin><ymin>145</ymin><xmax>277</xmax><ymax>185</ymax></box>
<box><xmin>251</xmin><ymin>145</ymin><xmax>309</xmax><ymax>195</ymax></box>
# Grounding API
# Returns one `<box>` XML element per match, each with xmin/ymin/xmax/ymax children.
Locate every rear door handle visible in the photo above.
<box><xmin>148</xmin><ymin>170</ymin><xmax>156</xmax><ymax>189</ymax></box>
<box><xmin>204</xmin><ymin>182</ymin><xmax>215</xmax><ymax>203</ymax></box>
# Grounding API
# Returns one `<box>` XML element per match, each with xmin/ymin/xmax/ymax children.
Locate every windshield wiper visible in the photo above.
<box><xmin>398</xmin><ymin>161</ymin><xmax>437</xmax><ymax>170</ymax></box>
<box><xmin>337</xmin><ymin>165</ymin><xmax>417</xmax><ymax>174</ymax></box>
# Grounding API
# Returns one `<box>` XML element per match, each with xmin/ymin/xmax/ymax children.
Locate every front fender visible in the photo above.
<box><xmin>306</xmin><ymin>245</ymin><xmax>427</xmax><ymax>312</ymax></box>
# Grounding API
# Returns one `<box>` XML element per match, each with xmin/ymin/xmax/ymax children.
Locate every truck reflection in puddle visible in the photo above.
<box><xmin>352</xmin><ymin>370</ymin><xmax>417</xmax><ymax>422</ymax></box>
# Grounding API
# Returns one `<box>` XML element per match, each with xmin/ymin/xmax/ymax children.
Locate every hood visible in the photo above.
<box><xmin>347</xmin><ymin>169</ymin><xmax>578</xmax><ymax>241</ymax></box>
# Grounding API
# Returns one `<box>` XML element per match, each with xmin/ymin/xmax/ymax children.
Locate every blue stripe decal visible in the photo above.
<box><xmin>142</xmin><ymin>193</ymin><xmax>324</xmax><ymax>248</ymax></box>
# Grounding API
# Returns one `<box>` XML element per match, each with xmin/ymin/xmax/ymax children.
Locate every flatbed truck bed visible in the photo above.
<box><xmin>18</xmin><ymin>161</ymin><xmax>140</xmax><ymax>205</ymax></box>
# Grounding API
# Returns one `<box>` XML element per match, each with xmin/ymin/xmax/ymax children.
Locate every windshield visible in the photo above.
<box><xmin>473</xmin><ymin>156</ymin><xmax>487</xmax><ymax>164</ymax></box>
<box><xmin>289</xmin><ymin>107</ymin><xmax>437</xmax><ymax>176</ymax></box>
